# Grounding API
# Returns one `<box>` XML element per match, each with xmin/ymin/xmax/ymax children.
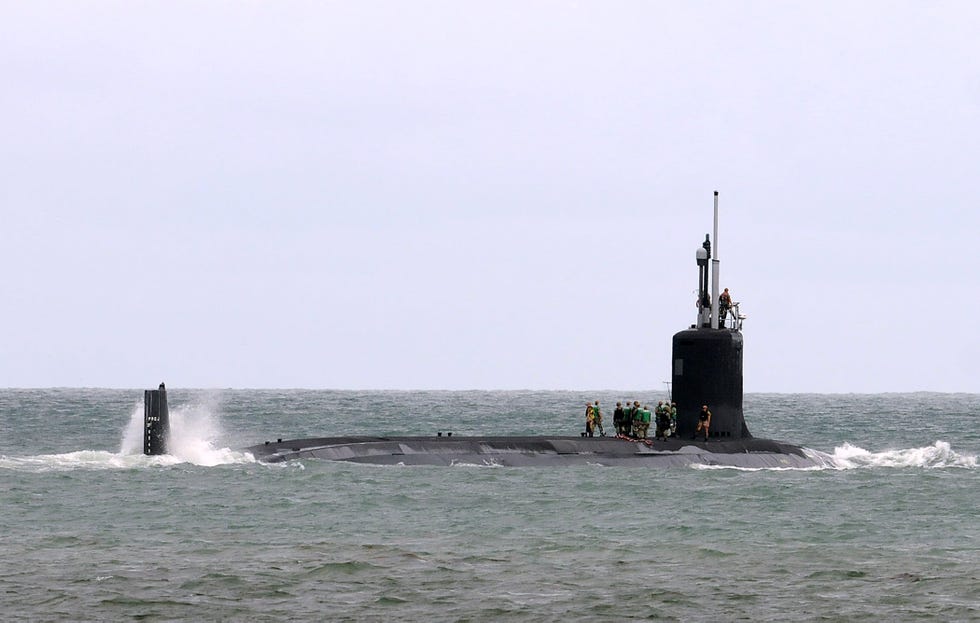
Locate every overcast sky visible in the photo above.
<box><xmin>2</xmin><ymin>1</ymin><xmax>977</xmax><ymax>392</ymax></box>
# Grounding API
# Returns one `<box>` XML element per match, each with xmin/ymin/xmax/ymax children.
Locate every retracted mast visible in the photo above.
<box><xmin>710</xmin><ymin>191</ymin><xmax>720</xmax><ymax>329</ymax></box>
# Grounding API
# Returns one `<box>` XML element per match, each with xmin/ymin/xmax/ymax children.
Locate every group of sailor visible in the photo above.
<box><xmin>584</xmin><ymin>400</ymin><xmax>677</xmax><ymax>440</ymax></box>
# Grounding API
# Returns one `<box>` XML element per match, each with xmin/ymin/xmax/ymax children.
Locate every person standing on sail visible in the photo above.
<box><xmin>719</xmin><ymin>288</ymin><xmax>732</xmax><ymax>326</ymax></box>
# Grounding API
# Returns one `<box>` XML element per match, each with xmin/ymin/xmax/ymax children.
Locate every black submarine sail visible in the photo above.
<box><xmin>671</xmin><ymin>191</ymin><xmax>750</xmax><ymax>441</ymax></box>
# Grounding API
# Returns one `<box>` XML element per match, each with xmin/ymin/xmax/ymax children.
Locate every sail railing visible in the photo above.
<box><xmin>719</xmin><ymin>302</ymin><xmax>744</xmax><ymax>331</ymax></box>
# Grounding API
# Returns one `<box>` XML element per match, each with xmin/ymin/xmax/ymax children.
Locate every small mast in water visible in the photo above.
<box><xmin>144</xmin><ymin>382</ymin><xmax>170</xmax><ymax>455</ymax></box>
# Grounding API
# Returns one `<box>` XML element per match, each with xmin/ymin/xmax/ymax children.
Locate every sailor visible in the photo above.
<box><xmin>638</xmin><ymin>405</ymin><xmax>651</xmax><ymax>439</ymax></box>
<box><xmin>695</xmin><ymin>404</ymin><xmax>712</xmax><ymax>441</ymax></box>
<box><xmin>629</xmin><ymin>401</ymin><xmax>640</xmax><ymax>437</ymax></box>
<box><xmin>593</xmin><ymin>400</ymin><xmax>605</xmax><ymax>436</ymax></box>
<box><xmin>653</xmin><ymin>401</ymin><xmax>663</xmax><ymax>439</ymax></box>
<box><xmin>656</xmin><ymin>403</ymin><xmax>671</xmax><ymax>441</ymax></box>
<box><xmin>719</xmin><ymin>288</ymin><xmax>732</xmax><ymax>325</ymax></box>
<box><xmin>585</xmin><ymin>402</ymin><xmax>595</xmax><ymax>437</ymax></box>
<box><xmin>669</xmin><ymin>402</ymin><xmax>678</xmax><ymax>437</ymax></box>
<box><xmin>654</xmin><ymin>400</ymin><xmax>670</xmax><ymax>441</ymax></box>
<box><xmin>613</xmin><ymin>402</ymin><xmax>625</xmax><ymax>436</ymax></box>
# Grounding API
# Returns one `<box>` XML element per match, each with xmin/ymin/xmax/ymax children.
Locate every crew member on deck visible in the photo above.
<box><xmin>653</xmin><ymin>400</ymin><xmax>666</xmax><ymax>439</ymax></box>
<box><xmin>637</xmin><ymin>405</ymin><xmax>651</xmax><ymax>439</ymax></box>
<box><xmin>622</xmin><ymin>401</ymin><xmax>634</xmax><ymax>437</ymax></box>
<box><xmin>695</xmin><ymin>404</ymin><xmax>712</xmax><ymax>441</ymax></box>
<box><xmin>656</xmin><ymin>402</ymin><xmax>671</xmax><ymax>441</ymax></box>
<box><xmin>585</xmin><ymin>402</ymin><xmax>595</xmax><ymax>437</ymax></box>
<box><xmin>613</xmin><ymin>402</ymin><xmax>625</xmax><ymax>436</ymax></box>
<box><xmin>593</xmin><ymin>400</ymin><xmax>605</xmax><ymax>436</ymax></box>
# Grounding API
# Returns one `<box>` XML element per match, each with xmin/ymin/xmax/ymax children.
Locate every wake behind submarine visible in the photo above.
<box><xmin>146</xmin><ymin>193</ymin><xmax>820</xmax><ymax>468</ymax></box>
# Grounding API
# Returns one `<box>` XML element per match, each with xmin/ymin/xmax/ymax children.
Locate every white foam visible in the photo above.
<box><xmin>818</xmin><ymin>440</ymin><xmax>977</xmax><ymax>470</ymax></box>
<box><xmin>0</xmin><ymin>402</ymin><xmax>256</xmax><ymax>472</ymax></box>
<box><xmin>687</xmin><ymin>441</ymin><xmax>976</xmax><ymax>472</ymax></box>
<box><xmin>692</xmin><ymin>461</ymin><xmax>829</xmax><ymax>472</ymax></box>
<box><xmin>0</xmin><ymin>450</ymin><xmax>183</xmax><ymax>472</ymax></box>
<box><xmin>144</xmin><ymin>401</ymin><xmax>254</xmax><ymax>467</ymax></box>
<box><xmin>449</xmin><ymin>459</ymin><xmax>503</xmax><ymax>468</ymax></box>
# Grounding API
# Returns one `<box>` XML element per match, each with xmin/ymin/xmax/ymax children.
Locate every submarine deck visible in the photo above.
<box><xmin>245</xmin><ymin>435</ymin><xmax>819</xmax><ymax>468</ymax></box>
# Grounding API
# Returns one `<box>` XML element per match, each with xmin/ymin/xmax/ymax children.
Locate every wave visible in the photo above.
<box><xmin>0</xmin><ymin>403</ymin><xmax>255</xmax><ymax>472</ymax></box>
<box><xmin>690</xmin><ymin>440</ymin><xmax>976</xmax><ymax>472</ymax></box>
<box><xmin>810</xmin><ymin>440</ymin><xmax>977</xmax><ymax>470</ymax></box>
<box><xmin>0</xmin><ymin>449</ymin><xmax>254</xmax><ymax>472</ymax></box>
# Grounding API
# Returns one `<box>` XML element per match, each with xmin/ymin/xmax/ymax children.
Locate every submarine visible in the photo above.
<box><xmin>147</xmin><ymin>193</ymin><xmax>821</xmax><ymax>468</ymax></box>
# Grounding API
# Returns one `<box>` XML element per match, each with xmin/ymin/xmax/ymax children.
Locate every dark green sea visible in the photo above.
<box><xmin>1</xmin><ymin>390</ymin><xmax>977</xmax><ymax>622</ymax></box>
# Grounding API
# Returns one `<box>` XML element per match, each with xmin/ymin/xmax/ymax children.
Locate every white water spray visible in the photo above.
<box><xmin>118</xmin><ymin>400</ymin><xmax>254</xmax><ymax>466</ymax></box>
<box><xmin>0</xmin><ymin>401</ymin><xmax>255</xmax><ymax>472</ymax></box>
<box><xmin>818</xmin><ymin>440</ymin><xmax>977</xmax><ymax>470</ymax></box>
<box><xmin>692</xmin><ymin>440</ymin><xmax>977</xmax><ymax>472</ymax></box>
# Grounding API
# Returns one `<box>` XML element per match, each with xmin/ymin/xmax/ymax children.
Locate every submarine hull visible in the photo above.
<box><xmin>237</xmin><ymin>194</ymin><xmax>814</xmax><ymax>469</ymax></box>
<box><xmin>245</xmin><ymin>435</ymin><xmax>822</xmax><ymax>469</ymax></box>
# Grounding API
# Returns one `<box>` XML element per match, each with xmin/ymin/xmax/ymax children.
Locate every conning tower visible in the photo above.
<box><xmin>671</xmin><ymin>192</ymin><xmax>750</xmax><ymax>440</ymax></box>
<box><xmin>144</xmin><ymin>382</ymin><xmax>170</xmax><ymax>455</ymax></box>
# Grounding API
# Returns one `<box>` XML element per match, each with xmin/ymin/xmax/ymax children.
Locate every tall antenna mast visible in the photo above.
<box><xmin>710</xmin><ymin>191</ymin><xmax>720</xmax><ymax>329</ymax></box>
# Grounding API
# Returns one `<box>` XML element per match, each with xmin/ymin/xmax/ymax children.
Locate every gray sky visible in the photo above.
<box><xmin>2</xmin><ymin>1</ymin><xmax>978</xmax><ymax>392</ymax></box>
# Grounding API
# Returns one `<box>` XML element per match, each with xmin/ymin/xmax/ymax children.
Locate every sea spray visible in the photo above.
<box><xmin>123</xmin><ymin>398</ymin><xmax>254</xmax><ymax>466</ymax></box>
<box><xmin>0</xmin><ymin>400</ymin><xmax>254</xmax><ymax>472</ymax></box>
<box><xmin>119</xmin><ymin>401</ymin><xmax>144</xmax><ymax>454</ymax></box>
<box><xmin>693</xmin><ymin>441</ymin><xmax>976</xmax><ymax>471</ymax></box>
<box><xmin>162</xmin><ymin>401</ymin><xmax>251</xmax><ymax>466</ymax></box>
<box><xmin>827</xmin><ymin>440</ymin><xmax>976</xmax><ymax>469</ymax></box>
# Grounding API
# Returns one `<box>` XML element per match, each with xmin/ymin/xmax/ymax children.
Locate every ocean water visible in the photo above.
<box><xmin>1</xmin><ymin>389</ymin><xmax>977</xmax><ymax>622</ymax></box>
